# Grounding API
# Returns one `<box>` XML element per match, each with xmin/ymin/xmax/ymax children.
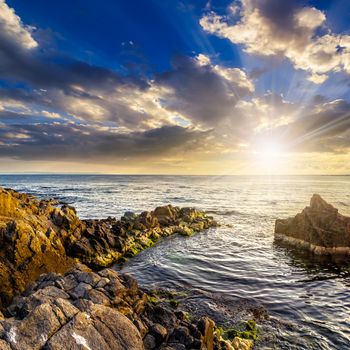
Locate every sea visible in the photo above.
<box><xmin>1</xmin><ymin>174</ymin><xmax>349</xmax><ymax>349</ymax></box>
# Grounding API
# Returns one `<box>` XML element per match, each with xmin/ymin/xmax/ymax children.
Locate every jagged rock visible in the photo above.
<box><xmin>232</xmin><ymin>337</ymin><xmax>253</xmax><ymax>350</ymax></box>
<box><xmin>0</xmin><ymin>265</ymin><xmax>237</xmax><ymax>350</ymax></box>
<box><xmin>275</xmin><ymin>194</ymin><xmax>350</xmax><ymax>254</ymax></box>
<box><xmin>0</xmin><ymin>187</ymin><xmax>217</xmax><ymax>310</ymax></box>
<box><xmin>0</xmin><ymin>188</ymin><xmax>78</xmax><ymax>310</ymax></box>
<box><xmin>153</xmin><ymin>205</ymin><xmax>179</xmax><ymax>225</ymax></box>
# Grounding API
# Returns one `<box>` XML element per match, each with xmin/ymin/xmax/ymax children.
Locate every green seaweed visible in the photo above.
<box><xmin>147</xmin><ymin>295</ymin><xmax>158</xmax><ymax>305</ymax></box>
<box><xmin>222</xmin><ymin>319</ymin><xmax>258</xmax><ymax>341</ymax></box>
<box><xmin>125</xmin><ymin>245</ymin><xmax>141</xmax><ymax>258</ymax></box>
<box><xmin>214</xmin><ymin>326</ymin><xmax>224</xmax><ymax>338</ymax></box>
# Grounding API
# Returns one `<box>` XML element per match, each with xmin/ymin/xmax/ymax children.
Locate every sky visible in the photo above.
<box><xmin>0</xmin><ymin>0</ymin><xmax>350</xmax><ymax>175</ymax></box>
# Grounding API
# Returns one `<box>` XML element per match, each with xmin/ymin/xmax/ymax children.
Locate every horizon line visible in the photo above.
<box><xmin>0</xmin><ymin>173</ymin><xmax>349</xmax><ymax>177</ymax></box>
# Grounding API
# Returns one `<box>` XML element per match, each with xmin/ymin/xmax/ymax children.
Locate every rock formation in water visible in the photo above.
<box><xmin>275</xmin><ymin>194</ymin><xmax>350</xmax><ymax>254</ymax></box>
<box><xmin>0</xmin><ymin>187</ymin><xmax>217</xmax><ymax>310</ymax></box>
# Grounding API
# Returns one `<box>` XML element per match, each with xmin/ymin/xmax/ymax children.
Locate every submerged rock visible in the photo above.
<box><xmin>275</xmin><ymin>194</ymin><xmax>350</xmax><ymax>254</ymax></box>
<box><xmin>0</xmin><ymin>187</ymin><xmax>217</xmax><ymax>310</ymax></box>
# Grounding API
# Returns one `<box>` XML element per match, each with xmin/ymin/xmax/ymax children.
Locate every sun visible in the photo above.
<box><xmin>251</xmin><ymin>139</ymin><xmax>288</xmax><ymax>174</ymax></box>
<box><xmin>259</xmin><ymin>141</ymin><xmax>283</xmax><ymax>159</ymax></box>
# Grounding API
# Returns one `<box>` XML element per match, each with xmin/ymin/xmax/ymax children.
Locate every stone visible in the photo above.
<box><xmin>153</xmin><ymin>205</ymin><xmax>178</xmax><ymax>225</ymax></box>
<box><xmin>275</xmin><ymin>194</ymin><xmax>350</xmax><ymax>254</ymax></box>
<box><xmin>0</xmin><ymin>187</ymin><xmax>225</xmax><ymax>349</ymax></box>
<box><xmin>0</xmin><ymin>267</ymin><xmax>148</xmax><ymax>349</ymax></box>
<box><xmin>144</xmin><ymin>333</ymin><xmax>157</xmax><ymax>350</ymax></box>
<box><xmin>3</xmin><ymin>303</ymin><xmax>62</xmax><ymax>350</ymax></box>
<box><xmin>0</xmin><ymin>340</ymin><xmax>11</xmax><ymax>350</ymax></box>
<box><xmin>232</xmin><ymin>337</ymin><xmax>253</xmax><ymax>350</ymax></box>
<box><xmin>197</xmin><ymin>317</ymin><xmax>215</xmax><ymax>350</ymax></box>
<box><xmin>151</xmin><ymin>323</ymin><xmax>168</xmax><ymax>343</ymax></box>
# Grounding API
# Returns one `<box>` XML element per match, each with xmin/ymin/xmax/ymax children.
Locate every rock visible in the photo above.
<box><xmin>144</xmin><ymin>334</ymin><xmax>157</xmax><ymax>349</ymax></box>
<box><xmin>3</xmin><ymin>303</ymin><xmax>63</xmax><ymax>350</ymax></box>
<box><xmin>0</xmin><ymin>264</ymin><xmax>254</xmax><ymax>350</ymax></box>
<box><xmin>0</xmin><ymin>266</ymin><xmax>148</xmax><ymax>349</ymax></box>
<box><xmin>275</xmin><ymin>194</ymin><xmax>350</xmax><ymax>254</ymax></box>
<box><xmin>123</xmin><ymin>211</ymin><xmax>137</xmax><ymax>220</ymax></box>
<box><xmin>197</xmin><ymin>317</ymin><xmax>215</xmax><ymax>350</ymax></box>
<box><xmin>0</xmin><ymin>187</ymin><xmax>217</xmax><ymax>310</ymax></box>
<box><xmin>0</xmin><ymin>187</ymin><xmax>259</xmax><ymax>350</ymax></box>
<box><xmin>150</xmin><ymin>323</ymin><xmax>168</xmax><ymax>344</ymax></box>
<box><xmin>46</xmin><ymin>306</ymin><xmax>144</xmax><ymax>350</ymax></box>
<box><xmin>232</xmin><ymin>337</ymin><xmax>253</xmax><ymax>350</ymax></box>
<box><xmin>153</xmin><ymin>205</ymin><xmax>178</xmax><ymax>225</ymax></box>
<box><xmin>0</xmin><ymin>188</ymin><xmax>79</xmax><ymax>310</ymax></box>
<box><xmin>0</xmin><ymin>340</ymin><xmax>11</xmax><ymax>350</ymax></box>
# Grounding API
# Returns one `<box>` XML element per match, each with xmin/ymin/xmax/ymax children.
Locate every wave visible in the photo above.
<box><xmin>205</xmin><ymin>209</ymin><xmax>242</xmax><ymax>216</ymax></box>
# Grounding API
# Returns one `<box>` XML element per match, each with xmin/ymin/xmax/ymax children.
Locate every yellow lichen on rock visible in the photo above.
<box><xmin>232</xmin><ymin>336</ymin><xmax>253</xmax><ymax>350</ymax></box>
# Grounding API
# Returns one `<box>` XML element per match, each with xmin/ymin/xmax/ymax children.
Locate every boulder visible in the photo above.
<box><xmin>275</xmin><ymin>194</ymin><xmax>350</xmax><ymax>254</ymax></box>
<box><xmin>153</xmin><ymin>205</ymin><xmax>179</xmax><ymax>225</ymax></box>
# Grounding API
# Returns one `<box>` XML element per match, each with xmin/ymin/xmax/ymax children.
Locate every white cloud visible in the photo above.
<box><xmin>200</xmin><ymin>0</ymin><xmax>350</xmax><ymax>84</ymax></box>
<box><xmin>195</xmin><ymin>54</ymin><xmax>254</xmax><ymax>92</ymax></box>
<box><xmin>307</xmin><ymin>73</ymin><xmax>328</xmax><ymax>84</ymax></box>
<box><xmin>0</xmin><ymin>0</ymin><xmax>38</xmax><ymax>50</ymax></box>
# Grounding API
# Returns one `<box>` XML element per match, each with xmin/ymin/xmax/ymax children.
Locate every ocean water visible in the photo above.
<box><xmin>1</xmin><ymin>174</ymin><xmax>350</xmax><ymax>349</ymax></box>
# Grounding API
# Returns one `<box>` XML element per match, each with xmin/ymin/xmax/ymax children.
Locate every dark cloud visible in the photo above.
<box><xmin>156</xmin><ymin>55</ymin><xmax>253</xmax><ymax>125</ymax></box>
<box><xmin>0</xmin><ymin>123</ymin><xmax>211</xmax><ymax>161</ymax></box>
<box><xmin>251</xmin><ymin>0</ymin><xmax>304</xmax><ymax>34</ymax></box>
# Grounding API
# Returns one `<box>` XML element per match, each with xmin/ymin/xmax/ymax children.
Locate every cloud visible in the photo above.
<box><xmin>0</xmin><ymin>122</ymin><xmax>214</xmax><ymax>162</ymax></box>
<box><xmin>0</xmin><ymin>0</ymin><xmax>349</xmax><ymax>173</ymax></box>
<box><xmin>155</xmin><ymin>54</ymin><xmax>254</xmax><ymax>126</ymax></box>
<box><xmin>253</xmin><ymin>98</ymin><xmax>350</xmax><ymax>153</ymax></box>
<box><xmin>0</xmin><ymin>0</ymin><xmax>37</xmax><ymax>50</ymax></box>
<box><xmin>200</xmin><ymin>0</ymin><xmax>350</xmax><ymax>84</ymax></box>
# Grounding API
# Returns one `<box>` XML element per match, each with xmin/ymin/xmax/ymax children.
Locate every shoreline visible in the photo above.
<box><xmin>0</xmin><ymin>187</ymin><xmax>259</xmax><ymax>350</ymax></box>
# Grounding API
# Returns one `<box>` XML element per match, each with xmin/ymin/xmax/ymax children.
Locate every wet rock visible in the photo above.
<box><xmin>275</xmin><ymin>194</ymin><xmax>350</xmax><ymax>254</ymax></box>
<box><xmin>67</xmin><ymin>205</ymin><xmax>217</xmax><ymax>268</ymax></box>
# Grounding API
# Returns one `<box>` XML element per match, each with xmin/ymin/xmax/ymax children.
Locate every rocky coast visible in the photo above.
<box><xmin>0</xmin><ymin>187</ymin><xmax>257</xmax><ymax>350</ymax></box>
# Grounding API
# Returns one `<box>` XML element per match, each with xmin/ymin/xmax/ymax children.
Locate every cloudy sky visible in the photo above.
<box><xmin>0</xmin><ymin>0</ymin><xmax>350</xmax><ymax>174</ymax></box>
